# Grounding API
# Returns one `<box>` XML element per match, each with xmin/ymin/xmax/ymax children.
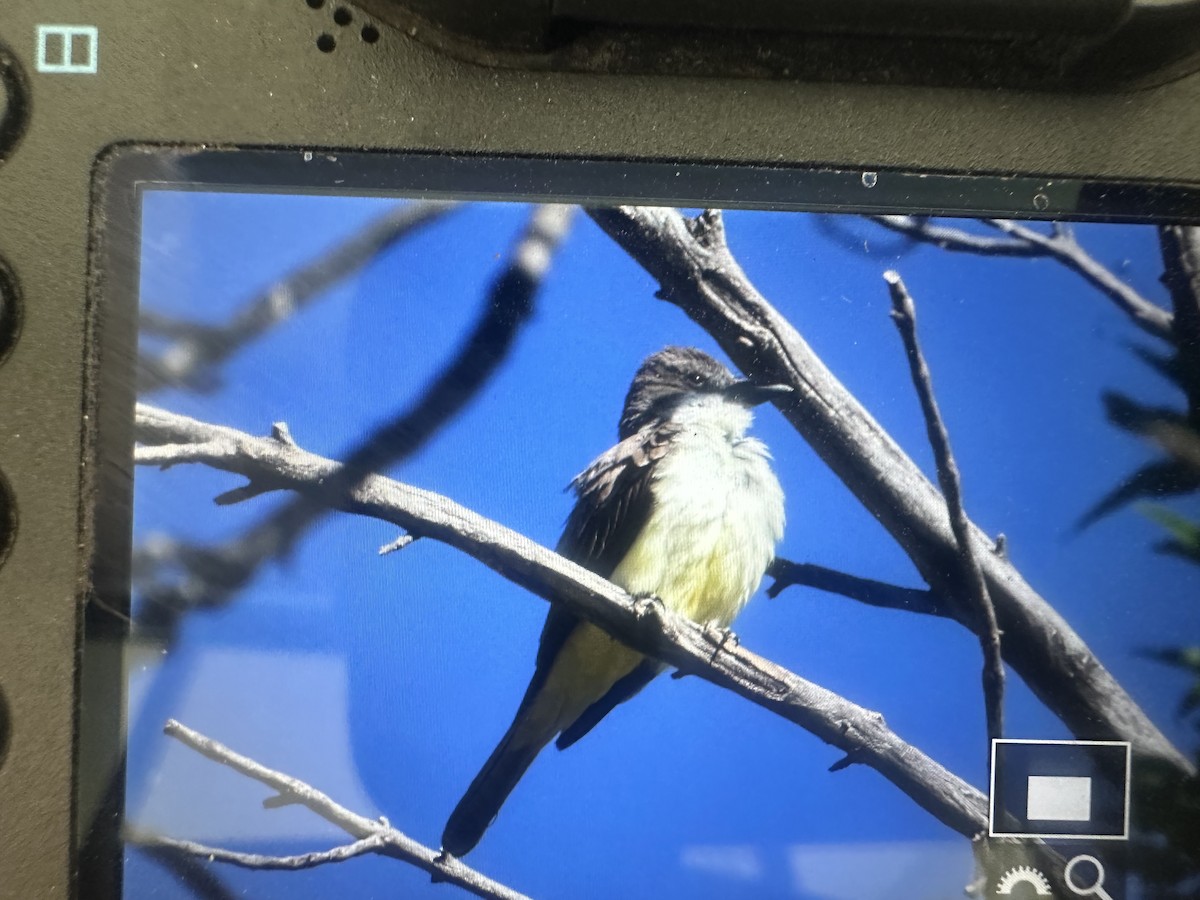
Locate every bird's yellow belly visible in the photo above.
<box><xmin>537</xmin><ymin>434</ymin><xmax>784</xmax><ymax>737</ymax></box>
<box><xmin>610</xmin><ymin>519</ymin><xmax>758</xmax><ymax>626</ymax></box>
<box><xmin>609</xmin><ymin>451</ymin><xmax>782</xmax><ymax>627</ymax></box>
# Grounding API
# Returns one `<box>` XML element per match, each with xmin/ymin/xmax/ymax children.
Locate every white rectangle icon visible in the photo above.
<box><xmin>1027</xmin><ymin>775</ymin><xmax>1092</xmax><ymax>821</ymax></box>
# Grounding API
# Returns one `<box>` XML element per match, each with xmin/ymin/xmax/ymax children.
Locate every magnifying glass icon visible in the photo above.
<box><xmin>1065</xmin><ymin>855</ymin><xmax>1114</xmax><ymax>900</ymax></box>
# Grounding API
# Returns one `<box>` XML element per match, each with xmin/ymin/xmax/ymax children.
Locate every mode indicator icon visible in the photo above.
<box><xmin>36</xmin><ymin>25</ymin><xmax>99</xmax><ymax>75</ymax></box>
<box><xmin>989</xmin><ymin>739</ymin><xmax>1131</xmax><ymax>840</ymax></box>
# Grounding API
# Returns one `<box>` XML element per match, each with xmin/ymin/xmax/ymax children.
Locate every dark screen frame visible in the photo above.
<box><xmin>79</xmin><ymin>143</ymin><xmax>1200</xmax><ymax>898</ymax></box>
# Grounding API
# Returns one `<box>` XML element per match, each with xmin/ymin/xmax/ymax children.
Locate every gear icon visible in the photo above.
<box><xmin>996</xmin><ymin>865</ymin><xmax>1053</xmax><ymax>896</ymax></box>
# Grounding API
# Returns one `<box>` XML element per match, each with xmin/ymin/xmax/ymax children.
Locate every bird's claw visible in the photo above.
<box><xmin>631</xmin><ymin>593</ymin><xmax>665</xmax><ymax>619</ymax></box>
<box><xmin>703</xmin><ymin>620</ymin><xmax>739</xmax><ymax>662</ymax></box>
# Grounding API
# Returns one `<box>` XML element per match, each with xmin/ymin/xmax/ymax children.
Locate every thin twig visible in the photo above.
<box><xmin>586</xmin><ymin>204</ymin><xmax>1192</xmax><ymax>777</ymax></box>
<box><xmin>985</xmin><ymin>219</ymin><xmax>1173</xmax><ymax>341</ymax></box>
<box><xmin>134</xmin><ymin>404</ymin><xmax>990</xmax><ymax>839</ymax></box>
<box><xmin>869</xmin><ymin>216</ymin><xmax>1043</xmax><ymax>256</ymax></box>
<box><xmin>379</xmin><ymin>532</ymin><xmax>418</xmax><ymax>555</ymax></box>
<box><xmin>128</xmin><ymin>831</ymin><xmax>387</xmax><ymax>871</ymax></box>
<box><xmin>868</xmin><ymin>215</ymin><xmax>1174</xmax><ymax>342</ymax></box>
<box><xmin>132</xmin><ymin>720</ymin><xmax>532</xmax><ymax>900</ymax></box>
<box><xmin>139</xmin><ymin>201</ymin><xmax>459</xmax><ymax>392</ymax></box>
<box><xmin>885</xmin><ymin>270</ymin><xmax>1005</xmax><ymax>745</ymax></box>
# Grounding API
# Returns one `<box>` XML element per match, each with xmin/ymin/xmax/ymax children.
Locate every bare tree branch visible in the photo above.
<box><xmin>128</xmin><ymin>831</ymin><xmax>387</xmax><ymax>871</ymax></box>
<box><xmin>867</xmin><ymin>215</ymin><xmax>1174</xmax><ymax>342</ymax></box>
<box><xmin>986</xmin><ymin>219</ymin><xmax>1174</xmax><ymax>342</ymax></box>
<box><xmin>585</xmin><ymin>205</ymin><xmax>1193</xmax><ymax>777</ymax></box>
<box><xmin>132</xmin><ymin>204</ymin><xmax>576</xmax><ymax>640</ymax></box>
<box><xmin>125</xmin><ymin>720</ymin><xmax>531</xmax><ymax>900</ymax></box>
<box><xmin>869</xmin><ymin>216</ymin><xmax>1043</xmax><ymax>256</ymax></box>
<box><xmin>766</xmin><ymin>558</ymin><xmax>950</xmax><ymax>618</ymax></box>
<box><xmin>139</xmin><ymin>201</ymin><xmax>459</xmax><ymax>392</ymax></box>
<box><xmin>134</xmin><ymin>404</ymin><xmax>990</xmax><ymax>840</ymax></box>
<box><xmin>885</xmin><ymin>270</ymin><xmax>1006</xmax><ymax>745</ymax></box>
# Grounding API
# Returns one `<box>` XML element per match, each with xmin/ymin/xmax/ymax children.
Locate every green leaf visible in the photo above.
<box><xmin>1140</xmin><ymin>504</ymin><xmax>1200</xmax><ymax>559</ymax></box>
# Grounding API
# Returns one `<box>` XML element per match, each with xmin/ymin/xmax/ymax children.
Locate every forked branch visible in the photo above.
<box><xmin>125</xmin><ymin>720</ymin><xmax>531</xmax><ymax>900</ymax></box>
<box><xmin>868</xmin><ymin>215</ymin><xmax>1174</xmax><ymax>342</ymax></box>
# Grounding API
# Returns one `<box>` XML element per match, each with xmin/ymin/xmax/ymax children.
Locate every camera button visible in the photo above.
<box><xmin>0</xmin><ymin>465</ymin><xmax>13</xmax><ymax>570</ymax></box>
<box><xmin>0</xmin><ymin>684</ymin><xmax>10</xmax><ymax>773</ymax></box>
<box><xmin>0</xmin><ymin>257</ymin><xmax>20</xmax><ymax>366</ymax></box>
<box><xmin>0</xmin><ymin>40</ymin><xmax>31</xmax><ymax>164</ymax></box>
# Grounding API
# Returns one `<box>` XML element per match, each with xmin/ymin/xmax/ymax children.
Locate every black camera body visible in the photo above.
<box><xmin>2</xmin><ymin>2</ymin><xmax>1200</xmax><ymax>897</ymax></box>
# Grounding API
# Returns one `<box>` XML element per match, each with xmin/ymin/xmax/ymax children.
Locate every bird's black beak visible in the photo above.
<box><xmin>724</xmin><ymin>379</ymin><xmax>793</xmax><ymax>407</ymax></box>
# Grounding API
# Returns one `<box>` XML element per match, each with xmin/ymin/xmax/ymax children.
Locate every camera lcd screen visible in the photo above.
<box><xmin>84</xmin><ymin>150</ymin><xmax>1200</xmax><ymax>900</ymax></box>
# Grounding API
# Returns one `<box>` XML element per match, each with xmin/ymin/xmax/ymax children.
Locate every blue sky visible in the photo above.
<box><xmin>122</xmin><ymin>191</ymin><xmax>1199</xmax><ymax>899</ymax></box>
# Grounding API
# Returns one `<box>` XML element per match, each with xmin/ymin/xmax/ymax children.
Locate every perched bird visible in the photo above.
<box><xmin>442</xmin><ymin>346</ymin><xmax>789</xmax><ymax>856</ymax></box>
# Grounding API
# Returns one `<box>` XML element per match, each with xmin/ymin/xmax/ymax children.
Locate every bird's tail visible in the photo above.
<box><xmin>441</xmin><ymin>714</ymin><xmax>552</xmax><ymax>857</ymax></box>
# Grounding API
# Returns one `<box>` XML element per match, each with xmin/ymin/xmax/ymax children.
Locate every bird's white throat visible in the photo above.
<box><xmin>610</xmin><ymin>391</ymin><xmax>785</xmax><ymax>627</ymax></box>
<box><xmin>669</xmin><ymin>391</ymin><xmax>757</xmax><ymax>441</ymax></box>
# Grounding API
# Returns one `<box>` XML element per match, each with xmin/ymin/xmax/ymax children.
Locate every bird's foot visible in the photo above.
<box><xmin>703</xmin><ymin>620</ymin><xmax>739</xmax><ymax>663</ymax></box>
<box><xmin>631</xmin><ymin>592</ymin><xmax>665</xmax><ymax>621</ymax></box>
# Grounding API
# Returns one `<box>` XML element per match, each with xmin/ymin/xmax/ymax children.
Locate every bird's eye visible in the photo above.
<box><xmin>691</xmin><ymin>373</ymin><xmax>704</xmax><ymax>385</ymax></box>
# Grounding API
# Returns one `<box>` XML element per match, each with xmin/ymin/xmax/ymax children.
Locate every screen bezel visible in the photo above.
<box><xmin>81</xmin><ymin>143</ymin><xmax>1200</xmax><ymax>897</ymax></box>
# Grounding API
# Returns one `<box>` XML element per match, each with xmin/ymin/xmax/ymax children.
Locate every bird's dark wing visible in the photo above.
<box><xmin>442</xmin><ymin>427</ymin><xmax>675</xmax><ymax>855</ymax></box>
<box><xmin>559</xmin><ymin>423</ymin><xmax>676</xmax><ymax>578</ymax></box>
<box><xmin>519</xmin><ymin>424</ymin><xmax>675</xmax><ymax>715</ymax></box>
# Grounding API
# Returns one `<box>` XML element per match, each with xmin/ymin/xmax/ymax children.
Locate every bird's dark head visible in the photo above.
<box><xmin>618</xmin><ymin>346</ymin><xmax>791</xmax><ymax>439</ymax></box>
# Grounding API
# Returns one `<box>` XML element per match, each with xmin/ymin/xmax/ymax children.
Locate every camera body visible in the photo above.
<box><xmin>1</xmin><ymin>1</ymin><xmax>1199</xmax><ymax>896</ymax></box>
